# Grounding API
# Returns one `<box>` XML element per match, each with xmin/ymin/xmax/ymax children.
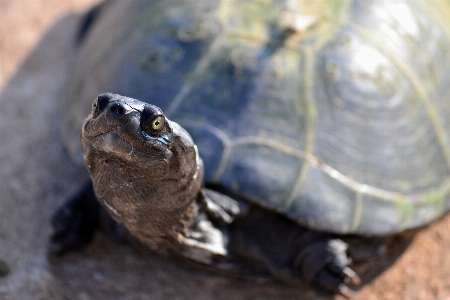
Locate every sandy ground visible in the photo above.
<box><xmin>0</xmin><ymin>1</ymin><xmax>449</xmax><ymax>299</ymax></box>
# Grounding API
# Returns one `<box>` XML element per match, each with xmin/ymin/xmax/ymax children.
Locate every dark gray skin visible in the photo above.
<box><xmin>51</xmin><ymin>93</ymin><xmax>367</xmax><ymax>297</ymax></box>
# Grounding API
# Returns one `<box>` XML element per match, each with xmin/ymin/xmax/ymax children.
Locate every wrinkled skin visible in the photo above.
<box><xmin>51</xmin><ymin>93</ymin><xmax>369</xmax><ymax>297</ymax></box>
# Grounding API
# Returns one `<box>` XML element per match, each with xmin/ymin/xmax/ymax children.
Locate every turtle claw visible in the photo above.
<box><xmin>328</xmin><ymin>263</ymin><xmax>361</xmax><ymax>286</ymax></box>
<box><xmin>336</xmin><ymin>284</ymin><xmax>355</xmax><ymax>299</ymax></box>
<box><xmin>201</xmin><ymin>188</ymin><xmax>242</xmax><ymax>224</ymax></box>
<box><xmin>295</xmin><ymin>239</ymin><xmax>359</xmax><ymax>297</ymax></box>
<box><xmin>342</xmin><ymin>266</ymin><xmax>361</xmax><ymax>285</ymax></box>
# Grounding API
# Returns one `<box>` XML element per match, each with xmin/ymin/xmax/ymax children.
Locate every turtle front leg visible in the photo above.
<box><xmin>49</xmin><ymin>181</ymin><xmax>100</xmax><ymax>254</ymax></box>
<box><xmin>49</xmin><ymin>181</ymin><xmax>130</xmax><ymax>254</ymax></box>
<box><xmin>225</xmin><ymin>206</ymin><xmax>360</xmax><ymax>298</ymax></box>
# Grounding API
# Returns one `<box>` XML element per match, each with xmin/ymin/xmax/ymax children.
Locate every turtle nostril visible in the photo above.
<box><xmin>110</xmin><ymin>104</ymin><xmax>125</xmax><ymax>115</ymax></box>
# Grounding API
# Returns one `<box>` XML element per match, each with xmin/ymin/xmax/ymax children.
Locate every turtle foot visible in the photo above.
<box><xmin>49</xmin><ymin>182</ymin><xmax>100</xmax><ymax>255</ymax></box>
<box><xmin>295</xmin><ymin>239</ymin><xmax>360</xmax><ymax>298</ymax></box>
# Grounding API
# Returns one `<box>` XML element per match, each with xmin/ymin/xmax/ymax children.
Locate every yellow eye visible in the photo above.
<box><xmin>152</xmin><ymin>116</ymin><xmax>164</xmax><ymax>130</ymax></box>
<box><xmin>92</xmin><ymin>99</ymin><xmax>98</xmax><ymax>111</ymax></box>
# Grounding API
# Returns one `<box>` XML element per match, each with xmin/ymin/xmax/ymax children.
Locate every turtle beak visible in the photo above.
<box><xmin>83</xmin><ymin>94</ymin><xmax>142</xmax><ymax>138</ymax></box>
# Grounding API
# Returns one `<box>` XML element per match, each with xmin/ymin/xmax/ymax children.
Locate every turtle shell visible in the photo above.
<box><xmin>64</xmin><ymin>0</ymin><xmax>450</xmax><ymax>235</ymax></box>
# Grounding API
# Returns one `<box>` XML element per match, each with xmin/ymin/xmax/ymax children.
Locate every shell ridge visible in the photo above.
<box><xmin>350</xmin><ymin>21</ymin><xmax>450</xmax><ymax>175</ymax></box>
<box><xmin>165</xmin><ymin>35</ymin><xmax>226</xmax><ymax>116</ymax></box>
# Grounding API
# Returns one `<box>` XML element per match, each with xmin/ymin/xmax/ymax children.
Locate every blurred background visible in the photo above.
<box><xmin>0</xmin><ymin>0</ymin><xmax>449</xmax><ymax>299</ymax></box>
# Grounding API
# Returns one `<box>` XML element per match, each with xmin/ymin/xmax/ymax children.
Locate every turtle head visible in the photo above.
<box><xmin>82</xmin><ymin>93</ymin><xmax>172</xmax><ymax>160</ymax></box>
<box><xmin>81</xmin><ymin>93</ymin><xmax>201</xmax><ymax>179</ymax></box>
<box><xmin>80</xmin><ymin>93</ymin><xmax>203</xmax><ymax>245</ymax></box>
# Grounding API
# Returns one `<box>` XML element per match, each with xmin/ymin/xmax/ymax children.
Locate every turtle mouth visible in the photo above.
<box><xmin>82</xmin><ymin>130</ymin><xmax>136</xmax><ymax>157</ymax></box>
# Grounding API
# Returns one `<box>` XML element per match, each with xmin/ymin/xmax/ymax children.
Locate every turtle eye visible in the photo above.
<box><xmin>141</xmin><ymin>104</ymin><xmax>166</xmax><ymax>135</ymax></box>
<box><xmin>151</xmin><ymin>116</ymin><xmax>165</xmax><ymax>130</ymax></box>
<box><xmin>92</xmin><ymin>99</ymin><xmax>98</xmax><ymax>112</ymax></box>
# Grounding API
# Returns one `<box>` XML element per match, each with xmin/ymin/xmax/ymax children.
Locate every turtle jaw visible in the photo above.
<box><xmin>81</xmin><ymin>130</ymin><xmax>136</xmax><ymax>159</ymax></box>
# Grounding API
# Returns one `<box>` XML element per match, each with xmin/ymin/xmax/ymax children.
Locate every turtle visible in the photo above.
<box><xmin>50</xmin><ymin>0</ymin><xmax>450</xmax><ymax>297</ymax></box>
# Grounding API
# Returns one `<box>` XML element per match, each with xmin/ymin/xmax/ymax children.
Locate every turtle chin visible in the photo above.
<box><xmin>83</xmin><ymin>131</ymin><xmax>135</xmax><ymax>158</ymax></box>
